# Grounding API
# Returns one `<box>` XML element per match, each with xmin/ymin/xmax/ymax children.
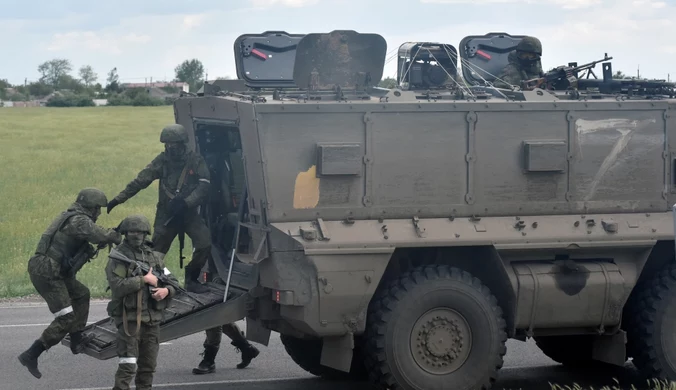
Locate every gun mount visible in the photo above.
<box><xmin>397</xmin><ymin>42</ymin><xmax>459</xmax><ymax>90</ymax></box>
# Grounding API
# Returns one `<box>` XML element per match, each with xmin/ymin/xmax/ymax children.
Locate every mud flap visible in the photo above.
<box><xmin>61</xmin><ymin>283</ymin><xmax>250</xmax><ymax>360</ymax></box>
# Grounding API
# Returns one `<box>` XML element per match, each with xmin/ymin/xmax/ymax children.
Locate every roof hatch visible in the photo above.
<box><xmin>292</xmin><ymin>30</ymin><xmax>387</xmax><ymax>90</ymax></box>
<box><xmin>458</xmin><ymin>32</ymin><xmax>527</xmax><ymax>86</ymax></box>
<box><xmin>233</xmin><ymin>31</ymin><xmax>306</xmax><ymax>89</ymax></box>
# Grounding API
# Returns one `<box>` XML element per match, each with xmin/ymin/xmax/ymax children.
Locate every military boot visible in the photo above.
<box><xmin>18</xmin><ymin>340</ymin><xmax>46</xmax><ymax>379</ymax></box>
<box><xmin>69</xmin><ymin>331</ymin><xmax>95</xmax><ymax>354</ymax></box>
<box><xmin>184</xmin><ymin>268</ymin><xmax>210</xmax><ymax>294</ymax></box>
<box><xmin>232</xmin><ymin>339</ymin><xmax>260</xmax><ymax>369</ymax></box>
<box><xmin>192</xmin><ymin>345</ymin><xmax>219</xmax><ymax>375</ymax></box>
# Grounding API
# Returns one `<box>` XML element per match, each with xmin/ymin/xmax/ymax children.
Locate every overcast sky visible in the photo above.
<box><xmin>1</xmin><ymin>0</ymin><xmax>674</xmax><ymax>86</ymax></box>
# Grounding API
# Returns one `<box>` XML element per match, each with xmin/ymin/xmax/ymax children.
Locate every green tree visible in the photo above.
<box><xmin>378</xmin><ymin>77</ymin><xmax>397</xmax><ymax>89</ymax></box>
<box><xmin>27</xmin><ymin>82</ymin><xmax>54</xmax><ymax>98</ymax></box>
<box><xmin>105</xmin><ymin>67</ymin><xmax>121</xmax><ymax>93</ymax></box>
<box><xmin>79</xmin><ymin>65</ymin><xmax>98</xmax><ymax>87</ymax></box>
<box><xmin>174</xmin><ymin>59</ymin><xmax>205</xmax><ymax>92</ymax></box>
<box><xmin>0</xmin><ymin>78</ymin><xmax>10</xmax><ymax>100</ymax></box>
<box><xmin>58</xmin><ymin>75</ymin><xmax>85</xmax><ymax>93</ymax></box>
<box><xmin>37</xmin><ymin>58</ymin><xmax>73</xmax><ymax>87</ymax></box>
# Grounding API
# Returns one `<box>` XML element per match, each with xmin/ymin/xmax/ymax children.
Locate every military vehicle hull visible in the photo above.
<box><xmin>68</xmin><ymin>30</ymin><xmax>676</xmax><ymax>390</ymax></box>
<box><xmin>170</xmin><ymin>88</ymin><xmax>676</xmax><ymax>388</ymax></box>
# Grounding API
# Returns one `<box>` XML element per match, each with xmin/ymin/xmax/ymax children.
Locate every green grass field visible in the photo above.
<box><xmin>0</xmin><ymin>106</ymin><xmax>194</xmax><ymax>298</ymax></box>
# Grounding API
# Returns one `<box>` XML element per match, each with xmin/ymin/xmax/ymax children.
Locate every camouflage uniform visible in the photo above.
<box><xmin>105</xmin><ymin>214</ymin><xmax>179</xmax><ymax>390</ymax></box>
<box><xmin>494</xmin><ymin>36</ymin><xmax>544</xmax><ymax>89</ymax></box>
<box><xmin>18</xmin><ymin>188</ymin><xmax>122</xmax><ymax>379</ymax></box>
<box><xmin>192</xmin><ymin>273</ymin><xmax>260</xmax><ymax>374</ymax></box>
<box><xmin>107</xmin><ymin>124</ymin><xmax>211</xmax><ymax>294</ymax></box>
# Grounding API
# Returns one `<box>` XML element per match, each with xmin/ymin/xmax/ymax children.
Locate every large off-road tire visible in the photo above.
<box><xmin>280</xmin><ymin>334</ymin><xmax>368</xmax><ymax>381</ymax></box>
<box><xmin>363</xmin><ymin>265</ymin><xmax>507</xmax><ymax>390</ymax></box>
<box><xmin>624</xmin><ymin>260</ymin><xmax>676</xmax><ymax>381</ymax></box>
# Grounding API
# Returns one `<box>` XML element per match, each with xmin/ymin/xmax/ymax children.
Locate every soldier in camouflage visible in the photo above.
<box><xmin>105</xmin><ymin>214</ymin><xmax>179</xmax><ymax>390</ymax></box>
<box><xmin>18</xmin><ymin>188</ymin><xmax>122</xmax><ymax>379</ymax></box>
<box><xmin>106</xmin><ymin>124</ymin><xmax>211</xmax><ymax>294</ymax></box>
<box><xmin>494</xmin><ymin>36</ymin><xmax>544</xmax><ymax>89</ymax></box>
<box><xmin>192</xmin><ymin>272</ymin><xmax>260</xmax><ymax>374</ymax></box>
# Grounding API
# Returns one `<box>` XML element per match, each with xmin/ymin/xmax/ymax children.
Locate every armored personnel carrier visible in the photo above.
<box><xmin>67</xmin><ymin>30</ymin><xmax>676</xmax><ymax>390</ymax></box>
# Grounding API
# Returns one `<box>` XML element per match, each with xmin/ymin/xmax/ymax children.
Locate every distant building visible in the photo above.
<box><xmin>120</xmin><ymin>81</ymin><xmax>189</xmax><ymax>93</ymax></box>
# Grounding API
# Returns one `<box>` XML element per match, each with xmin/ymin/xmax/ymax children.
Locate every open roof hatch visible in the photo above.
<box><xmin>292</xmin><ymin>30</ymin><xmax>387</xmax><ymax>91</ymax></box>
<box><xmin>234</xmin><ymin>31</ymin><xmax>306</xmax><ymax>89</ymax></box>
<box><xmin>397</xmin><ymin>42</ymin><xmax>458</xmax><ymax>90</ymax></box>
<box><xmin>458</xmin><ymin>32</ymin><xmax>527</xmax><ymax>86</ymax></box>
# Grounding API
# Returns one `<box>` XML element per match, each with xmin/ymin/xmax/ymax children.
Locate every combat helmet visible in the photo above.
<box><xmin>516</xmin><ymin>36</ymin><xmax>542</xmax><ymax>56</ymax></box>
<box><xmin>117</xmin><ymin>214</ymin><xmax>152</xmax><ymax>235</ymax></box>
<box><xmin>76</xmin><ymin>188</ymin><xmax>108</xmax><ymax>208</ymax></box>
<box><xmin>160</xmin><ymin>124</ymin><xmax>189</xmax><ymax>144</ymax></box>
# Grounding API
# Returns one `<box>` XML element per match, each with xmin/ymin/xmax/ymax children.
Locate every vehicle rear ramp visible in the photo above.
<box><xmin>61</xmin><ymin>246</ymin><xmax>256</xmax><ymax>361</ymax></box>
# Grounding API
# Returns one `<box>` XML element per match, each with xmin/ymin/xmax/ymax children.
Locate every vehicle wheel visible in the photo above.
<box><xmin>280</xmin><ymin>334</ymin><xmax>368</xmax><ymax>381</ymax></box>
<box><xmin>364</xmin><ymin>265</ymin><xmax>507</xmax><ymax>390</ymax></box>
<box><xmin>624</xmin><ymin>260</ymin><xmax>676</xmax><ymax>381</ymax></box>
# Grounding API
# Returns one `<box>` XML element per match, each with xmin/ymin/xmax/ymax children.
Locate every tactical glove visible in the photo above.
<box><xmin>107</xmin><ymin>199</ymin><xmax>120</xmax><ymax>214</ymax></box>
<box><xmin>168</xmin><ymin>198</ymin><xmax>187</xmax><ymax>215</ymax></box>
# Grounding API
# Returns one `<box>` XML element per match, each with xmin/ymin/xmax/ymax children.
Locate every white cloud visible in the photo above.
<box><xmin>420</xmin><ymin>0</ymin><xmax>601</xmax><ymax>8</ymax></box>
<box><xmin>249</xmin><ymin>0</ymin><xmax>319</xmax><ymax>7</ymax></box>
<box><xmin>46</xmin><ymin>31</ymin><xmax>151</xmax><ymax>55</ymax></box>
<box><xmin>181</xmin><ymin>14</ymin><xmax>207</xmax><ymax>31</ymax></box>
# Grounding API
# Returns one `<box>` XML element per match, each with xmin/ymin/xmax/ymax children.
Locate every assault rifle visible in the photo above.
<box><xmin>109</xmin><ymin>248</ymin><xmax>184</xmax><ymax>293</ymax></box>
<box><xmin>108</xmin><ymin>248</ymin><xmax>210</xmax><ymax>305</ymax></box>
<box><xmin>521</xmin><ymin>53</ymin><xmax>613</xmax><ymax>91</ymax></box>
<box><xmin>62</xmin><ymin>241</ymin><xmax>111</xmax><ymax>278</ymax></box>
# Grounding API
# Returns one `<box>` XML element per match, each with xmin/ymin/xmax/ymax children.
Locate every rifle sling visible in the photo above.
<box><xmin>123</xmin><ymin>289</ymin><xmax>142</xmax><ymax>337</ymax></box>
<box><xmin>162</xmin><ymin>160</ymin><xmax>192</xmax><ymax>200</ymax></box>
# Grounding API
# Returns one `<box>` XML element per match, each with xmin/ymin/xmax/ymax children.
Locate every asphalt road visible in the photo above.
<box><xmin>0</xmin><ymin>300</ymin><xmax>651</xmax><ymax>390</ymax></box>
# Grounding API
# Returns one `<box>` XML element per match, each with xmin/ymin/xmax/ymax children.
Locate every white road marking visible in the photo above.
<box><xmin>0</xmin><ymin>322</ymin><xmax>95</xmax><ymax>328</ymax></box>
<box><xmin>0</xmin><ymin>301</ymin><xmax>109</xmax><ymax>309</ymax></box>
<box><xmin>59</xmin><ymin>376</ymin><xmax>311</xmax><ymax>390</ymax></box>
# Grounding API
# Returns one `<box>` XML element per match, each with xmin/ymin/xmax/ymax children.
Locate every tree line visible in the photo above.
<box><xmin>0</xmin><ymin>58</ymin><xmax>210</xmax><ymax>107</ymax></box>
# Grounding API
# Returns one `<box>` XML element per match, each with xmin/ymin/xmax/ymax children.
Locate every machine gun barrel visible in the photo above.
<box><xmin>571</xmin><ymin>53</ymin><xmax>613</xmax><ymax>74</ymax></box>
<box><xmin>521</xmin><ymin>53</ymin><xmax>613</xmax><ymax>91</ymax></box>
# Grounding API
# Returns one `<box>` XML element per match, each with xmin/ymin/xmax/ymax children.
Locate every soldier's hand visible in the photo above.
<box><xmin>168</xmin><ymin>198</ymin><xmax>187</xmax><ymax>215</ymax></box>
<box><xmin>151</xmin><ymin>287</ymin><xmax>169</xmax><ymax>301</ymax></box>
<box><xmin>106</xmin><ymin>199</ymin><xmax>120</xmax><ymax>214</ymax></box>
<box><xmin>111</xmin><ymin>232</ymin><xmax>122</xmax><ymax>245</ymax></box>
<box><xmin>143</xmin><ymin>269</ymin><xmax>158</xmax><ymax>287</ymax></box>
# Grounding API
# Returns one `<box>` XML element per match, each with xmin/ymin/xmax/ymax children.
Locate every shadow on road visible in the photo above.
<box><xmin>186</xmin><ymin>364</ymin><xmax>663</xmax><ymax>390</ymax></box>
<box><xmin>496</xmin><ymin>363</ymin><xmax>654</xmax><ymax>390</ymax></box>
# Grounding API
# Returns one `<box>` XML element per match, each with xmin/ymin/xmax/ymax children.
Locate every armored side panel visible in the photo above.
<box><xmin>234</xmin><ymin>31</ymin><xmax>306</xmax><ymax>89</ymax></box>
<box><xmin>458</xmin><ymin>32</ymin><xmax>526</xmax><ymax>85</ymax></box>
<box><xmin>252</xmin><ymin>99</ymin><xmax>671</xmax><ymax>223</ymax></box>
<box><xmin>397</xmin><ymin>42</ymin><xmax>459</xmax><ymax>90</ymax></box>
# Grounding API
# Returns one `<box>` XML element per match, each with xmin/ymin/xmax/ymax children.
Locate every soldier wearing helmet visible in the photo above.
<box><xmin>18</xmin><ymin>188</ymin><xmax>122</xmax><ymax>379</ymax></box>
<box><xmin>105</xmin><ymin>214</ymin><xmax>179</xmax><ymax>390</ymax></box>
<box><xmin>494</xmin><ymin>36</ymin><xmax>544</xmax><ymax>89</ymax></box>
<box><xmin>106</xmin><ymin>124</ymin><xmax>212</xmax><ymax>294</ymax></box>
<box><xmin>106</xmin><ymin>124</ymin><xmax>262</xmax><ymax>371</ymax></box>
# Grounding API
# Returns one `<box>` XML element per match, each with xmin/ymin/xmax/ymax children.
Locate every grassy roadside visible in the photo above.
<box><xmin>0</xmin><ymin>106</ymin><xmax>193</xmax><ymax>298</ymax></box>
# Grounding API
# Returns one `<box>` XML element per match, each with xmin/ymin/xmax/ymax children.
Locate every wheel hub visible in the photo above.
<box><xmin>410</xmin><ymin>308</ymin><xmax>471</xmax><ymax>375</ymax></box>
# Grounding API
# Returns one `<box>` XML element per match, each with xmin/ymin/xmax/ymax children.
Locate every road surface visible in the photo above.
<box><xmin>0</xmin><ymin>299</ymin><xmax>650</xmax><ymax>390</ymax></box>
